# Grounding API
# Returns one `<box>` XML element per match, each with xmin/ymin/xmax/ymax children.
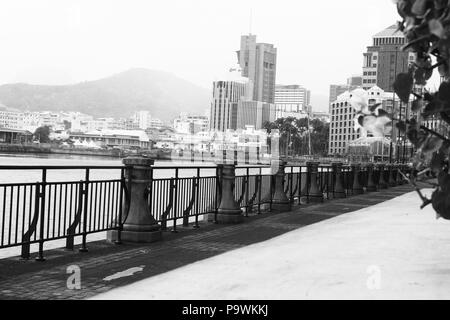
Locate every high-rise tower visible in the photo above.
<box><xmin>236</xmin><ymin>35</ymin><xmax>277</xmax><ymax>103</ymax></box>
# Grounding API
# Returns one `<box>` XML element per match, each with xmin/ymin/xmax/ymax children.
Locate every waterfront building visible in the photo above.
<box><xmin>328</xmin><ymin>86</ymin><xmax>401</xmax><ymax>156</ymax></box>
<box><xmin>69</xmin><ymin>129</ymin><xmax>152</xmax><ymax>150</ymax></box>
<box><xmin>132</xmin><ymin>111</ymin><xmax>152</xmax><ymax>130</ymax></box>
<box><xmin>347</xmin><ymin>75</ymin><xmax>363</xmax><ymax>86</ymax></box>
<box><xmin>0</xmin><ymin>128</ymin><xmax>33</xmax><ymax>144</ymax></box>
<box><xmin>329</xmin><ymin>84</ymin><xmax>360</xmax><ymax>105</ymax></box>
<box><xmin>209</xmin><ymin>70</ymin><xmax>275</xmax><ymax>132</ymax></box>
<box><xmin>209</xmin><ymin>70</ymin><xmax>248</xmax><ymax>132</ymax></box>
<box><xmin>173</xmin><ymin>113</ymin><xmax>209</xmax><ymax>134</ymax></box>
<box><xmin>362</xmin><ymin>24</ymin><xmax>415</xmax><ymax>91</ymax></box>
<box><xmin>0</xmin><ymin>104</ymin><xmax>23</xmax><ymax>130</ymax></box>
<box><xmin>274</xmin><ymin>85</ymin><xmax>310</xmax><ymax>120</ymax></box>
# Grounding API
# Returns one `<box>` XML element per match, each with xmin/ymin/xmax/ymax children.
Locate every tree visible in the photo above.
<box><xmin>34</xmin><ymin>126</ymin><xmax>51</xmax><ymax>143</ymax></box>
<box><xmin>263</xmin><ymin>117</ymin><xmax>329</xmax><ymax>156</ymax></box>
<box><xmin>356</xmin><ymin>0</ymin><xmax>450</xmax><ymax>218</ymax></box>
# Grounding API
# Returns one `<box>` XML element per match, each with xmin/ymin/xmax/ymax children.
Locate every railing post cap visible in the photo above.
<box><xmin>122</xmin><ymin>156</ymin><xmax>155</xmax><ymax>167</ymax></box>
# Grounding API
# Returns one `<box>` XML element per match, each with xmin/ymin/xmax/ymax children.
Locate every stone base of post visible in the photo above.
<box><xmin>214</xmin><ymin>164</ymin><xmax>243</xmax><ymax>224</ymax></box>
<box><xmin>306</xmin><ymin>161</ymin><xmax>324</xmax><ymax>203</ymax></box>
<box><xmin>332</xmin><ymin>162</ymin><xmax>346</xmax><ymax>199</ymax></box>
<box><xmin>106</xmin><ymin>157</ymin><xmax>162</xmax><ymax>243</ymax></box>
<box><xmin>215</xmin><ymin>210</ymin><xmax>244</xmax><ymax>224</ymax></box>
<box><xmin>271</xmin><ymin>159</ymin><xmax>292</xmax><ymax>212</ymax></box>
<box><xmin>352</xmin><ymin>164</ymin><xmax>364</xmax><ymax>195</ymax></box>
<box><xmin>107</xmin><ymin>228</ymin><xmax>162</xmax><ymax>243</ymax></box>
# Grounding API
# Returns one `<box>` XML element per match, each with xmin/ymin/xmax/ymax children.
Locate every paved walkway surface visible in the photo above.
<box><xmin>0</xmin><ymin>184</ymin><xmax>417</xmax><ymax>300</ymax></box>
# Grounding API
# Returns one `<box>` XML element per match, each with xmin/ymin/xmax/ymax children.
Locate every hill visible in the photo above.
<box><xmin>0</xmin><ymin>68</ymin><xmax>211</xmax><ymax>121</ymax></box>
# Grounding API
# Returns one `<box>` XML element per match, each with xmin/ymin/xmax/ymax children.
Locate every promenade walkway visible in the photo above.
<box><xmin>0</xmin><ymin>183</ymin><xmax>430</xmax><ymax>299</ymax></box>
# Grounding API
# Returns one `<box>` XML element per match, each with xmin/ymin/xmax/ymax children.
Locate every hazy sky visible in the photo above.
<box><xmin>0</xmin><ymin>0</ymin><xmax>430</xmax><ymax>107</ymax></box>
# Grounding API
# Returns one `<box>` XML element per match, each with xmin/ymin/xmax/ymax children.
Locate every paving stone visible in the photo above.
<box><xmin>0</xmin><ymin>185</ymin><xmax>415</xmax><ymax>299</ymax></box>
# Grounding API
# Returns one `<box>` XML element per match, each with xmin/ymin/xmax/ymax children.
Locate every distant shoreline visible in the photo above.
<box><xmin>0</xmin><ymin>143</ymin><xmax>218</xmax><ymax>162</ymax></box>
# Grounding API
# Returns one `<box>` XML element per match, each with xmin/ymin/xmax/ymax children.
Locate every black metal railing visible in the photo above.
<box><xmin>0</xmin><ymin>162</ymin><xmax>412</xmax><ymax>260</ymax></box>
<box><xmin>0</xmin><ymin>165</ymin><xmax>124</xmax><ymax>260</ymax></box>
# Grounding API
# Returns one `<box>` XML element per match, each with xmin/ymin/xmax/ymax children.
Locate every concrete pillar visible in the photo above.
<box><xmin>366</xmin><ymin>163</ymin><xmax>377</xmax><ymax>192</ymax></box>
<box><xmin>216</xmin><ymin>164</ymin><xmax>243</xmax><ymax>224</ymax></box>
<box><xmin>352</xmin><ymin>164</ymin><xmax>364</xmax><ymax>195</ymax></box>
<box><xmin>388</xmin><ymin>164</ymin><xmax>396</xmax><ymax>187</ymax></box>
<box><xmin>377</xmin><ymin>164</ymin><xmax>388</xmax><ymax>189</ymax></box>
<box><xmin>107</xmin><ymin>157</ymin><xmax>161</xmax><ymax>243</ymax></box>
<box><xmin>271</xmin><ymin>159</ymin><xmax>291</xmax><ymax>212</ymax></box>
<box><xmin>307</xmin><ymin>161</ymin><xmax>324</xmax><ymax>203</ymax></box>
<box><xmin>394</xmin><ymin>164</ymin><xmax>401</xmax><ymax>185</ymax></box>
<box><xmin>332</xmin><ymin>162</ymin><xmax>346</xmax><ymax>198</ymax></box>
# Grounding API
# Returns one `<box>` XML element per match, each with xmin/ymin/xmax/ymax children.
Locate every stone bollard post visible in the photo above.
<box><xmin>377</xmin><ymin>164</ymin><xmax>388</xmax><ymax>189</ymax></box>
<box><xmin>332</xmin><ymin>162</ymin><xmax>346</xmax><ymax>198</ymax></box>
<box><xmin>388</xmin><ymin>164</ymin><xmax>396</xmax><ymax>187</ymax></box>
<box><xmin>107</xmin><ymin>157</ymin><xmax>161</xmax><ymax>243</ymax></box>
<box><xmin>271</xmin><ymin>159</ymin><xmax>291</xmax><ymax>212</ymax></box>
<box><xmin>216</xmin><ymin>164</ymin><xmax>243</xmax><ymax>224</ymax></box>
<box><xmin>393</xmin><ymin>164</ymin><xmax>400</xmax><ymax>185</ymax></box>
<box><xmin>366</xmin><ymin>163</ymin><xmax>377</xmax><ymax>192</ymax></box>
<box><xmin>306</xmin><ymin>161</ymin><xmax>324</xmax><ymax>203</ymax></box>
<box><xmin>352</xmin><ymin>164</ymin><xmax>364</xmax><ymax>195</ymax></box>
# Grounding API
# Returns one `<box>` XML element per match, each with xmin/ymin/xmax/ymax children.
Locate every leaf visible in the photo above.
<box><xmin>423</xmin><ymin>91</ymin><xmax>435</xmax><ymax>102</ymax></box>
<box><xmin>430</xmin><ymin>151</ymin><xmax>446</xmax><ymax>173</ymax></box>
<box><xmin>411</xmin><ymin>0</ymin><xmax>429</xmax><ymax>16</ymax></box>
<box><xmin>407</xmin><ymin>127</ymin><xmax>429</xmax><ymax>148</ymax></box>
<box><xmin>368</xmin><ymin>103</ymin><xmax>382</xmax><ymax>112</ymax></box>
<box><xmin>376</xmin><ymin>109</ymin><xmax>389</xmax><ymax>117</ymax></box>
<box><xmin>438</xmin><ymin>81</ymin><xmax>450</xmax><ymax>102</ymax></box>
<box><xmin>413</xmin><ymin>66</ymin><xmax>432</xmax><ymax>85</ymax></box>
<box><xmin>440</xmin><ymin>139</ymin><xmax>450</xmax><ymax>154</ymax></box>
<box><xmin>396</xmin><ymin>120</ymin><xmax>407</xmax><ymax>133</ymax></box>
<box><xmin>438</xmin><ymin>60</ymin><xmax>450</xmax><ymax>78</ymax></box>
<box><xmin>349</xmin><ymin>89</ymin><xmax>368</xmax><ymax>112</ymax></box>
<box><xmin>423</xmin><ymin>100</ymin><xmax>444</xmax><ymax>116</ymax></box>
<box><xmin>421</xmin><ymin>135</ymin><xmax>444</xmax><ymax>154</ymax></box>
<box><xmin>411</xmin><ymin>98</ymin><xmax>423</xmax><ymax>112</ymax></box>
<box><xmin>429</xmin><ymin>19</ymin><xmax>445</xmax><ymax>38</ymax></box>
<box><xmin>393</xmin><ymin>72</ymin><xmax>414</xmax><ymax>104</ymax></box>
<box><xmin>361</xmin><ymin>115</ymin><xmax>391</xmax><ymax>137</ymax></box>
<box><xmin>438</xmin><ymin>171</ymin><xmax>450</xmax><ymax>193</ymax></box>
<box><xmin>397</xmin><ymin>0</ymin><xmax>413</xmax><ymax>18</ymax></box>
<box><xmin>357</xmin><ymin>115</ymin><xmax>364</xmax><ymax>127</ymax></box>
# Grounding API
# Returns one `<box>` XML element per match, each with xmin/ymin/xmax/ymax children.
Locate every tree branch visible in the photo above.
<box><xmin>398</xmin><ymin>169</ymin><xmax>432</xmax><ymax>209</ymax></box>
<box><xmin>419</xmin><ymin>124</ymin><xmax>450</xmax><ymax>143</ymax></box>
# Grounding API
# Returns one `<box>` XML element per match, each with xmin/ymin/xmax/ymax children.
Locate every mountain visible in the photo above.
<box><xmin>0</xmin><ymin>68</ymin><xmax>211</xmax><ymax>122</ymax></box>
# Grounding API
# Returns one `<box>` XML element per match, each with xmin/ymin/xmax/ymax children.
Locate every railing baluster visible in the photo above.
<box><xmin>79</xmin><ymin>169</ymin><xmax>89</xmax><ymax>252</ymax></box>
<box><xmin>36</xmin><ymin>169</ymin><xmax>46</xmax><ymax>262</ymax></box>
<box><xmin>194</xmin><ymin>168</ymin><xmax>200</xmax><ymax>228</ymax></box>
<box><xmin>257</xmin><ymin>168</ymin><xmax>262</xmax><ymax>214</ymax></box>
<box><xmin>244</xmin><ymin>168</ymin><xmax>249</xmax><ymax>217</ymax></box>
<box><xmin>172</xmin><ymin>169</ymin><xmax>179</xmax><ymax>233</ymax></box>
